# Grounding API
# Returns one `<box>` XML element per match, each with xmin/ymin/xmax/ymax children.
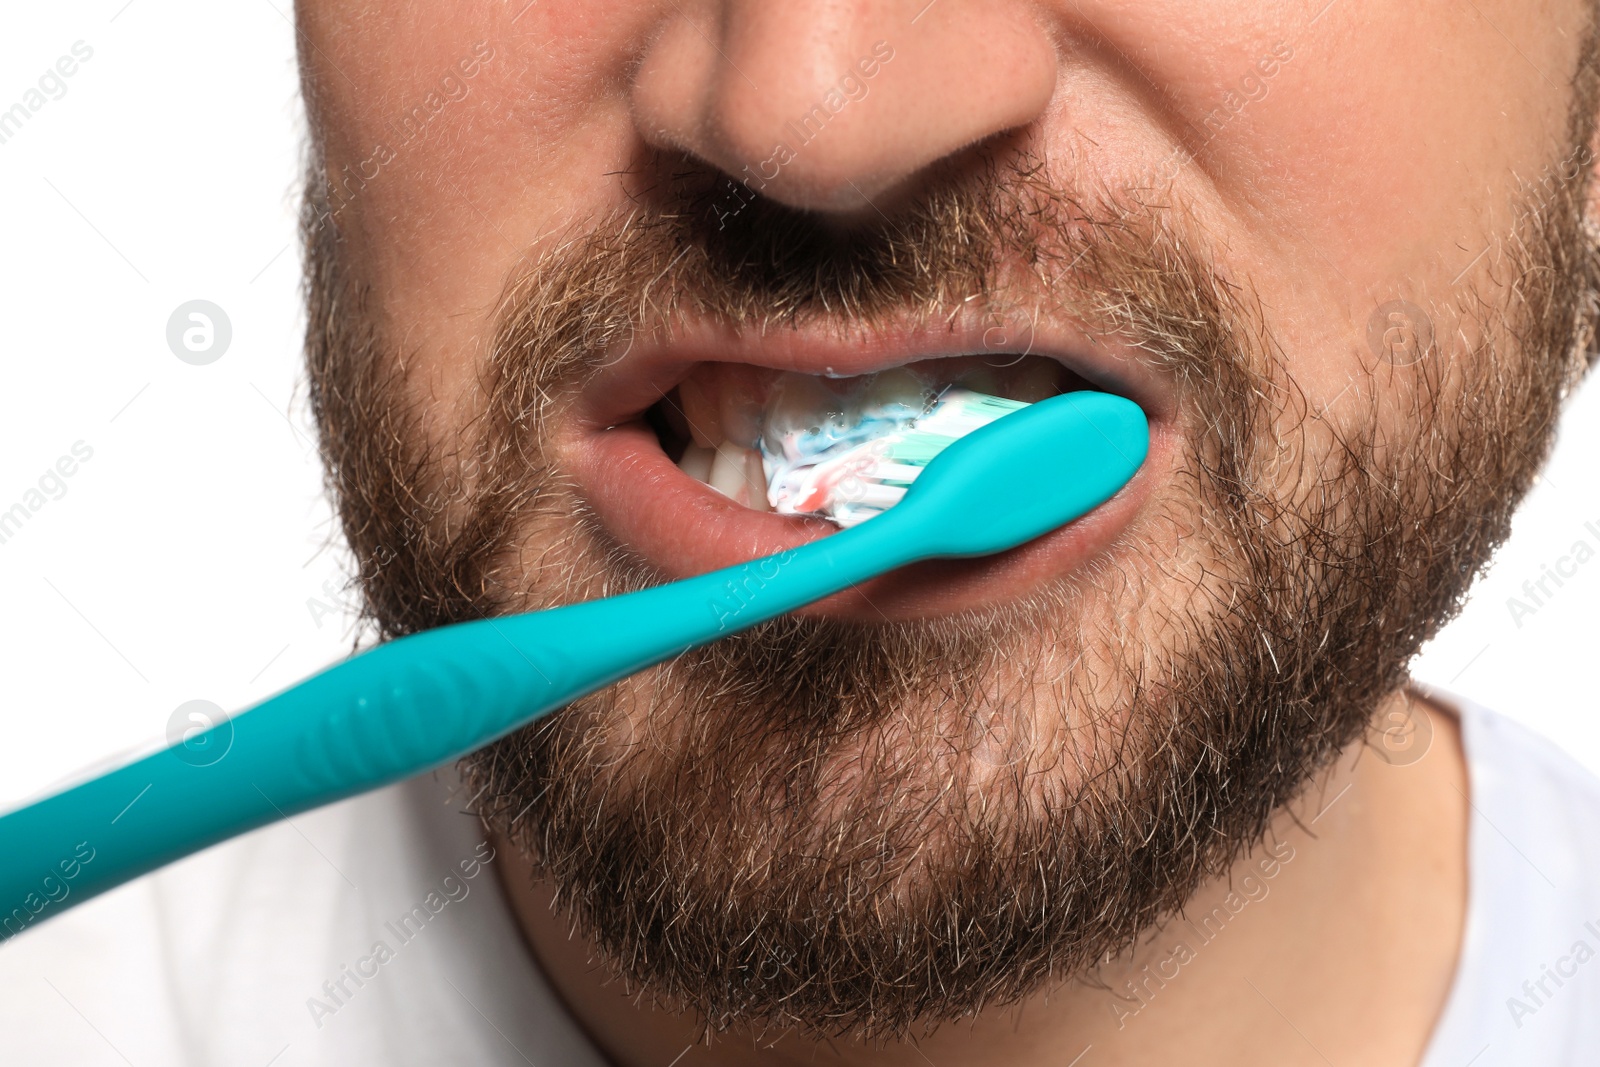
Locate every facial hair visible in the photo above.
<box><xmin>301</xmin><ymin>105</ymin><xmax>1599</xmax><ymax>1038</ymax></box>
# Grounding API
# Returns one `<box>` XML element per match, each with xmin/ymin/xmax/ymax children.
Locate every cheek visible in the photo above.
<box><xmin>1063</xmin><ymin>1</ymin><xmax>1578</xmax><ymax>413</ymax></box>
<box><xmin>1227</xmin><ymin>5</ymin><xmax>1575</xmax><ymax>391</ymax></box>
<box><xmin>310</xmin><ymin>1</ymin><xmax>653</xmax><ymax>421</ymax></box>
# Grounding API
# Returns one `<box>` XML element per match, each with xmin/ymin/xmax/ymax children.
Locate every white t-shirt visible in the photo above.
<box><xmin>1417</xmin><ymin>690</ymin><xmax>1600</xmax><ymax>1067</ymax></box>
<box><xmin>0</xmin><ymin>692</ymin><xmax>1596</xmax><ymax>1066</ymax></box>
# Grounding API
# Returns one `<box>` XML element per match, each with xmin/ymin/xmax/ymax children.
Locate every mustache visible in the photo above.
<box><xmin>487</xmin><ymin>144</ymin><xmax>1256</xmax><ymax>465</ymax></box>
<box><xmin>515</xmin><ymin>147</ymin><xmax>1079</xmax><ymax>326</ymax></box>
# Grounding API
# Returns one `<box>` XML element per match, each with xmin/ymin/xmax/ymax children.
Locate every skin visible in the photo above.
<box><xmin>294</xmin><ymin>0</ymin><xmax>1593</xmax><ymax>1062</ymax></box>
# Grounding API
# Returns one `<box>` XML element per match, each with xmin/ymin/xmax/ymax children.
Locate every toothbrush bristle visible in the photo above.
<box><xmin>763</xmin><ymin>387</ymin><xmax>1032</xmax><ymax>527</ymax></box>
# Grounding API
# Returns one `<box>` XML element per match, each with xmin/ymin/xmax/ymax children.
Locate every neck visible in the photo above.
<box><xmin>493</xmin><ymin>689</ymin><xmax>1467</xmax><ymax>1067</ymax></box>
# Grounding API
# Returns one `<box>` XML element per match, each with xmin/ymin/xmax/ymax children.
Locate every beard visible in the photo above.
<box><xmin>300</xmin><ymin>117</ymin><xmax>1599</xmax><ymax>1036</ymax></box>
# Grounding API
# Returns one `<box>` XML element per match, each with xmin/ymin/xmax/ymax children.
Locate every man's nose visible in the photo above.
<box><xmin>629</xmin><ymin>1</ymin><xmax>1058</xmax><ymax>212</ymax></box>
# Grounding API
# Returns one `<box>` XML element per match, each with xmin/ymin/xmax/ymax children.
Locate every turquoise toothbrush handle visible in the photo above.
<box><xmin>0</xmin><ymin>387</ymin><xmax>1148</xmax><ymax>937</ymax></box>
<box><xmin>0</xmin><ymin>511</ymin><xmax>920</xmax><ymax>937</ymax></box>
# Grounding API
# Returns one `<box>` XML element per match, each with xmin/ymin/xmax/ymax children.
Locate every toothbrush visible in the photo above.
<box><xmin>0</xmin><ymin>390</ymin><xmax>1147</xmax><ymax>938</ymax></box>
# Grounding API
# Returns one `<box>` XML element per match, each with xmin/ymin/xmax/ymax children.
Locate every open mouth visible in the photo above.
<box><xmin>556</xmin><ymin>323</ymin><xmax>1170</xmax><ymax>621</ymax></box>
<box><xmin>646</xmin><ymin>354</ymin><xmax>1089</xmax><ymax>517</ymax></box>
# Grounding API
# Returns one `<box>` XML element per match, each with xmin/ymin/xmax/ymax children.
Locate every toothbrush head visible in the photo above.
<box><xmin>765</xmin><ymin>387</ymin><xmax>1032</xmax><ymax>527</ymax></box>
<box><xmin>888</xmin><ymin>390</ymin><xmax>1149</xmax><ymax>558</ymax></box>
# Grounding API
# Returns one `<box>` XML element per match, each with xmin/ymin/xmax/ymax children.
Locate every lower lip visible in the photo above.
<box><xmin>556</xmin><ymin>403</ymin><xmax>1169</xmax><ymax>622</ymax></box>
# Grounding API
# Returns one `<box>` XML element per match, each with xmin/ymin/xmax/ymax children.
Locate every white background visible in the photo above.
<box><xmin>0</xmin><ymin>1</ymin><xmax>1596</xmax><ymax>810</ymax></box>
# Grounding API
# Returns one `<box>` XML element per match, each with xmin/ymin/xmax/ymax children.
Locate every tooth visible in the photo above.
<box><xmin>744</xmin><ymin>449</ymin><xmax>771</xmax><ymax>512</ymax></box>
<box><xmin>677</xmin><ymin>377</ymin><xmax>721</xmax><ymax>448</ymax></box>
<box><xmin>862</xmin><ymin>367</ymin><xmax>932</xmax><ymax>413</ymax></box>
<box><xmin>677</xmin><ymin>443</ymin><xmax>714</xmax><ymax>483</ymax></box>
<box><xmin>762</xmin><ymin>372</ymin><xmax>843</xmax><ymax>446</ymax></box>
<box><xmin>716</xmin><ymin>364</ymin><xmax>767</xmax><ymax>448</ymax></box>
<box><xmin>709</xmin><ymin>442</ymin><xmax>753</xmax><ymax>504</ymax></box>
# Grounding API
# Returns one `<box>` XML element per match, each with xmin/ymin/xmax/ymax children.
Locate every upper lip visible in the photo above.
<box><xmin>567</xmin><ymin>308</ymin><xmax>1176</xmax><ymax>434</ymax></box>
